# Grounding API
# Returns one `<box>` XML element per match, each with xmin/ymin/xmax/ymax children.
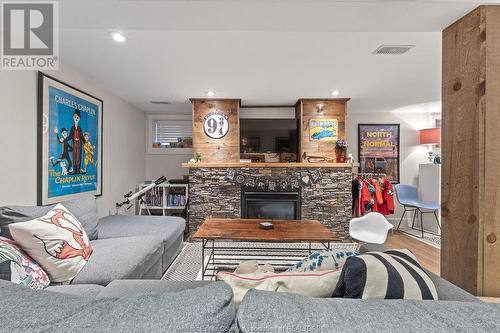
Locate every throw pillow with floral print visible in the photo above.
<box><xmin>0</xmin><ymin>236</ymin><xmax>50</xmax><ymax>289</ymax></box>
<box><xmin>287</xmin><ymin>250</ymin><xmax>359</xmax><ymax>273</ymax></box>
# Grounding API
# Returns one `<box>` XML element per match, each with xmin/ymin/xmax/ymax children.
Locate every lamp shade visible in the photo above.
<box><xmin>419</xmin><ymin>128</ymin><xmax>441</xmax><ymax>145</ymax></box>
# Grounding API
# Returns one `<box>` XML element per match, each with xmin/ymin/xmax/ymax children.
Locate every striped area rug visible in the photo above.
<box><xmin>162</xmin><ymin>241</ymin><xmax>358</xmax><ymax>281</ymax></box>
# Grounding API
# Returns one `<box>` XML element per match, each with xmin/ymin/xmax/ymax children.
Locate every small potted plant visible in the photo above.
<box><xmin>335</xmin><ymin>138</ymin><xmax>348</xmax><ymax>163</ymax></box>
<box><xmin>195</xmin><ymin>152</ymin><xmax>202</xmax><ymax>163</ymax></box>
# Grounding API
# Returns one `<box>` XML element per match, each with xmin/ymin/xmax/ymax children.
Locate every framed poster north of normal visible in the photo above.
<box><xmin>358</xmin><ymin>124</ymin><xmax>400</xmax><ymax>183</ymax></box>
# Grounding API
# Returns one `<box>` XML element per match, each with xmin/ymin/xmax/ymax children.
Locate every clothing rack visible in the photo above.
<box><xmin>353</xmin><ymin>172</ymin><xmax>386</xmax><ymax>179</ymax></box>
<box><xmin>352</xmin><ymin>172</ymin><xmax>394</xmax><ymax>217</ymax></box>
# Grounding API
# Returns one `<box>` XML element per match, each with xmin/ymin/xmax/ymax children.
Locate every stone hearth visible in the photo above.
<box><xmin>188</xmin><ymin>166</ymin><xmax>353</xmax><ymax>240</ymax></box>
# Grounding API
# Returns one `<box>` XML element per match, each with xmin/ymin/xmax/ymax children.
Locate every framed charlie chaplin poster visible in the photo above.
<box><xmin>37</xmin><ymin>72</ymin><xmax>103</xmax><ymax>205</ymax></box>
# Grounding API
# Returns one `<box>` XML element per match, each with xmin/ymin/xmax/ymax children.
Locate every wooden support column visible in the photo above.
<box><xmin>442</xmin><ymin>5</ymin><xmax>500</xmax><ymax>296</ymax></box>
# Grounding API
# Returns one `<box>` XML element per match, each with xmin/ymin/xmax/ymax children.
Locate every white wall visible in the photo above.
<box><xmin>347</xmin><ymin>109</ymin><xmax>440</xmax><ymax>232</ymax></box>
<box><xmin>145</xmin><ymin>114</ymin><xmax>192</xmax><ymax>181</ymax></box>
<box><xmin>145</xmin><ymin>153</ymin><xmax>191</xmax><ymax>181</ymax></box>
<box><xmin>240</xmin><ymin>107</ymin><xmax>295</xmax><ymax>119</ymax></box>
<box><xmin>0</xmin><ymin>62</ymin><xmax>145</xmax><ymax>217</ymax></box>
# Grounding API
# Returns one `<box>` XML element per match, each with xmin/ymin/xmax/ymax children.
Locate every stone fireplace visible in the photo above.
<box><xmin>186</xmin><ymin>164</ymin><xmax>353</xmax><ymax>241</ymax></box>
<box><xmin>241</xmin><ymin>190</ymin><xmax>301</xmax><ymax>220</ymax></box>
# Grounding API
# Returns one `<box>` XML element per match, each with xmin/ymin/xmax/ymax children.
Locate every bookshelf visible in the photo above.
<box><xmin>138</xmin><ymin>182</ymin><xmax>188</xmax><ymax>216</ymax></box>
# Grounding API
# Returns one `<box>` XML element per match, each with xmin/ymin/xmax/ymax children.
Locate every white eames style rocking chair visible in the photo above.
<box><xmin>349</xmin><ymin>212</ymin><xmax>394</xmax><ymax>246</ymax></box>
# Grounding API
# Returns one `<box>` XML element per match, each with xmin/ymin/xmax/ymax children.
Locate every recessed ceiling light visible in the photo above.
<box><xmin>331</xmin><ymin>89</ymin><xmax>341</xmax><ymax>97</ymax></box>
<box><xmin>110</xmin><ymin>31</ymin><xmax>126</xmax><ymax>43</ymax></box>
<box><xmin>206</xmin><ymin>90</ymin><xmax>215</xmax><ymax>97</ymax></box>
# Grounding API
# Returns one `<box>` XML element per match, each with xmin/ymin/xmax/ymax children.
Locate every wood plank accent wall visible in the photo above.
<box><xmin>191</xmin><ymin>99</ymin><xmax>241</xmax><ymax>163</ymax></box>
<box><xmin>442</xmin><ymin>5</ymin><xmax>500</xmax><ymax>296</ymax></box>
<box><xmin>297</xmin><ymin>98</ymin><xmax>349</xmax><ymax>162</ymax></box>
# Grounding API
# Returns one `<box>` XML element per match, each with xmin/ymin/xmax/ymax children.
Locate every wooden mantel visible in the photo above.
<box><xmin>182</xmin><ymin>162</ymin><xmax>358</xmax><ymax>168</ymax></box>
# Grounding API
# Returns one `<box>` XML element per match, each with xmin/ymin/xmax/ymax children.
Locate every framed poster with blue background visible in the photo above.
<box><xmin>37</xmin><ymin>72</ymin><xmax>103</xmax><ymax>205</ymax></box>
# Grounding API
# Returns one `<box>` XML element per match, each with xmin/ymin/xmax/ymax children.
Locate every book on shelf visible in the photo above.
<box><xmin>139</xmin><ymin>183</ymin><xmax>187</xmax><ymax>209</ymax></box>
<box><xmin>144</xmin><ymin>186</ymin><xmax>164</xmax><ymax>207</ymax></box>
<box><xmin>167</xmin><ymin>194</ymin><xmax>186</xmax><ymax>207</ymax></box>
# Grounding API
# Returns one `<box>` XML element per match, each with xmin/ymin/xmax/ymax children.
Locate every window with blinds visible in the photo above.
<box><xmin>152</xmin><ymin>119</ymin><xmax>192</xmax><ymax>149</ymax></box>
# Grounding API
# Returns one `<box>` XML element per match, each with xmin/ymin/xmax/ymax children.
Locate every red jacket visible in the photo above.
<box><xmin>379</xmin><ymin>179</ymin><xmax>395</xmax><ymax>215</ymax></box>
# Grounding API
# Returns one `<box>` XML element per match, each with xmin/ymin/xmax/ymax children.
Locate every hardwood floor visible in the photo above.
<box><xmin>478</xmin><ymin>297</ymin><xmax>500</xmax><ymax>304</ymax></box>
<box><xmin>384</xmin><ymin>231</ymin><xmax>440</xmax><ymax>275</ymax></box>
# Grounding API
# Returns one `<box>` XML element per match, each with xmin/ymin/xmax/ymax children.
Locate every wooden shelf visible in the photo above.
<box><xmin>138</xmin><ymin>182</ymin><xmax>188</xmax><ymax>216</ymax></box>
<box><xmin>182</xmin><ymin>162</ymin><xmax>359</xmax><ymax>168</ymax></box>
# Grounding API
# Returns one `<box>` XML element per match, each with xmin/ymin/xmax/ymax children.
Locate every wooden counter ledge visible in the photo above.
<box><xmin>182</xmin><ymin>162</ymin><xmax>359</xmax><ymax>168</ymax></box>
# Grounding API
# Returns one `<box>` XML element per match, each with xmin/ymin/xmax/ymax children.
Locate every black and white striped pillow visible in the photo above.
<box><xmin>332</xmin><ymin>249</ymin><xmax>438</xmax><ymax>300</ymax></box>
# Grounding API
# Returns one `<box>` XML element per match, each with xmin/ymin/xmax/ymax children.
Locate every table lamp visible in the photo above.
<box><xmin>419</xmin><ymin>128</ymin><xmax>441</xmax><ymax>163</ymax></box>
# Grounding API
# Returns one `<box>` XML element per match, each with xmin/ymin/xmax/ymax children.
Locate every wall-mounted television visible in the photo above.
<box><xmin>240</xmin><ymin>118</ymin><xmax>299</xmax><ymax>158</ymax></box>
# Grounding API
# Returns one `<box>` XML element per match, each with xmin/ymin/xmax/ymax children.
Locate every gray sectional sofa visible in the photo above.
<box><xmin>1</xmin><ymin>200</ymin><xmax>499</xmax><ymax>332</ymax></box>
<box><xmin>0</xmin><ymin>196</ymin><xmax>185</xmax><ymax>291</ymax></box>
<box><xmin>2</xmin><ymin>243</ymin><xmax>500</xmax><ymax>332</ymax></box>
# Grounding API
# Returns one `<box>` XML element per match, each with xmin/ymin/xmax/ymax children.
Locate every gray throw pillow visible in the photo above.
<box><xmin>0</xmin><ymin>195</ymin><xmax>99</xmax><ymax>240</ymax></box>
<box><xmin>1</xmin><ymin>206</ymin><xmax>55</xmax><ymax>241</ymax></box>
<box><xmin>60</xmin><ymin>196</ymin><xmax>99</xmax><ymax>240</ymax></box>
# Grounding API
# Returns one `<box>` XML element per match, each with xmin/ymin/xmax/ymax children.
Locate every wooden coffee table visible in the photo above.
<box><xmin>193</xmin><ymin>218</ymin><xmax>338</xmax><ymax>280</ymax></box>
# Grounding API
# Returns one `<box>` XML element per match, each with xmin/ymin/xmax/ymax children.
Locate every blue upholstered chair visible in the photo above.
<box><xmin>394</xmin><ymin>184</ymin><xmax>440</xmax><ymax>238</ymax></box>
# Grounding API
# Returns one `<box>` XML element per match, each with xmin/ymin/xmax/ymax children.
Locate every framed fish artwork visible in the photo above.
<box><xmin>309</xmin><ymin>118</ymin><xmax>338</xmax><ymax>141</ymax></box>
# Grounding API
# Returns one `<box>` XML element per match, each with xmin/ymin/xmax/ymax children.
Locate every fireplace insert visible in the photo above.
<box><xmin>241</xmin><ymin>190</ymin><xmax>301</xmax><ymax>220</ymax></box>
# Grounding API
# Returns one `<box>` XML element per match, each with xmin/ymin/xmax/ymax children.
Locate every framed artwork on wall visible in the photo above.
<box><xmin>309</xmin><ymin>118</ymin><xmax>339</xmax><ymax>141</ymax></box>
<box><xmin>37</xmin><ymin>72</ymin><xmax>103</xmax><ymax>205</ymax></box>
<box><xmin>358</xmin><ymin>124</ymin><xmax>400</xmax><ymax>183</ymax></box>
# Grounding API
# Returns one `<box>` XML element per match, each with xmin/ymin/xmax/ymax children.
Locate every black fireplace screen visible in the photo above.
<box><xmin>241</xmin><ymin>191</ymin><xmax>301</xmax><ymax>220</ymax></box>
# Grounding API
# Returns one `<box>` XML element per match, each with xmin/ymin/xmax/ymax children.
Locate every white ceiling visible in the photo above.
<box><xmin>58</xmin><ymin>0</ymin><xmax>499</xmax><ymax>114</ymax></box>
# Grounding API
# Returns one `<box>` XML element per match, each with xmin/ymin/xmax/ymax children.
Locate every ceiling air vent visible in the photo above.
<box><xmin>372</xmin><ymin>45</ymin><xmax>415</xmax><ymax>55</ymax></box>
<box><xmin>150</xmin><ymin>101</ymin><xmax>171</xmax><ymax>105</ymax></box>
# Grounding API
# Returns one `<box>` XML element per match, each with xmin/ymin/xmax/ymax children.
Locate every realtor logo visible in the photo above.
<box><xmin>1</xmin><ymin>1</ymin><xmax>59</xmax><ymax>70</ymax></box>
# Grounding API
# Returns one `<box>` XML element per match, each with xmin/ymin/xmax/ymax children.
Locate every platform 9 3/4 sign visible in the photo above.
<box><xmin>203</xmin><ymin>111</ymin><xmax>229</xmax><ymax>139</ymax></box>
